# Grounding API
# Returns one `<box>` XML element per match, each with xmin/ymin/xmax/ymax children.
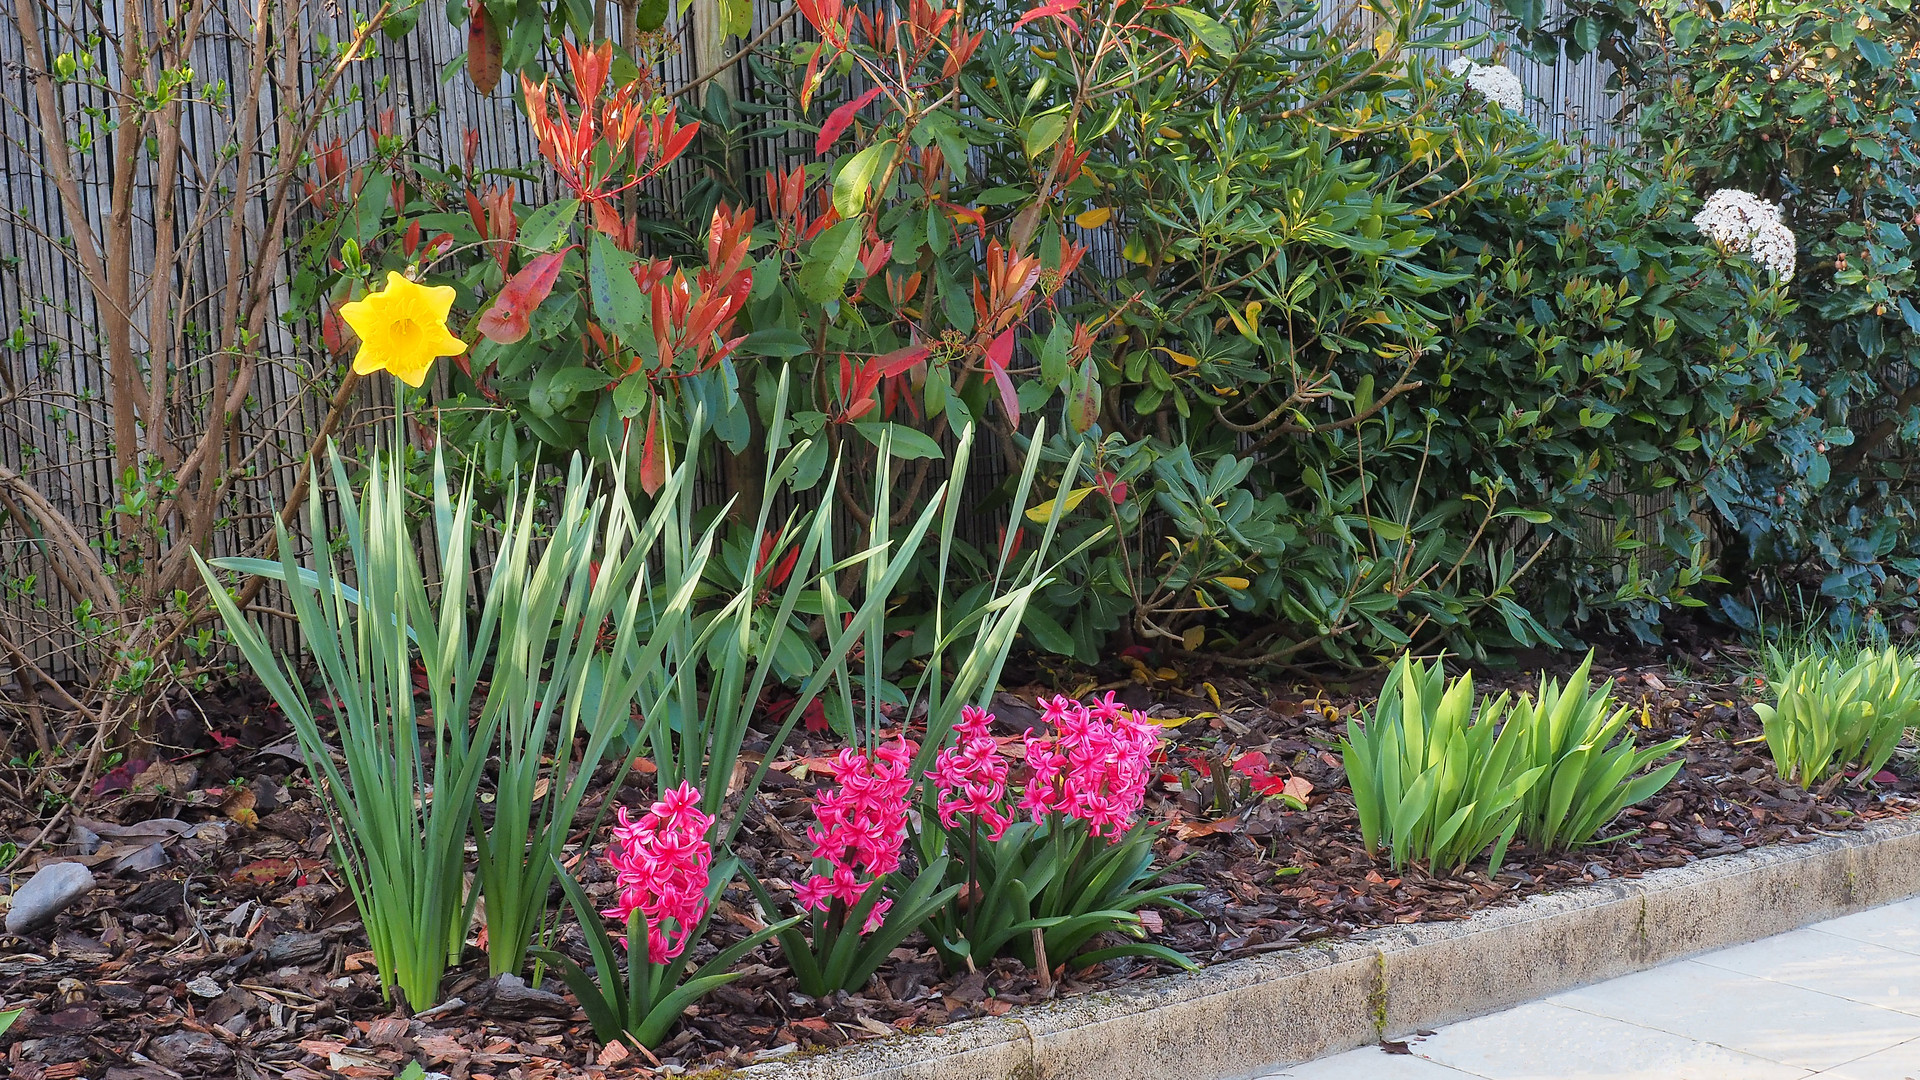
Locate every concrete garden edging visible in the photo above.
<box><xmin>734</xmin><ymin>814</ymin><xmax>1920</xmax><ymax>1080</ymax></box>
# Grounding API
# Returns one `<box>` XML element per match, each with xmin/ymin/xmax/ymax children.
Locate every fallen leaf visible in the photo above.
<box><xmin>1167</xmin><ymin>815</ymin><xmax>1239</xmax><ymax>840</ymax></box>
<box><xmin>855</xmin><ymin>1015</ymin><xmax>895</xmax><ymax>1038</ymax></box>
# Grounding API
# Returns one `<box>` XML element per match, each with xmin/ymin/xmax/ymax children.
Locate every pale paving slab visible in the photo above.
<box><xmin>1815</xmin><ymin>895</ymin><xmax>1920</xmax><ymax>957</ymax></box>
<box><xmin>1818</xmin><ymin>1038</ymin><xmax>1920</xmax><ymax>1080</ymax></box>
<box><xmin>1548</xmin><ymin>959</ymin><xmax>1920</xmax><ymax>1070</ymax></box>
<box><xmin>1414</xmin><ymin>1002</ymin><xmax>1809</xmax><ymax>1080</ymax></box>
<box><xmin>1694</xmin><ymin>928</ymin><xmax>1920</xmax><ymax>1017</ymax></box>
<box><xmin>1254</xmin><ymin>899</ymin><xmax>1920</xmax><ymax>1080</ymax></box>
<box><xmin>1253</xmin><ymin>1050</ymin><xmax>1480</xmax><ymax>1079</ymax></box>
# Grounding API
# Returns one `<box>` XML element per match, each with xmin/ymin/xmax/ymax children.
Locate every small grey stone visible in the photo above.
<box><xmin>187</xmin><ymin>974</ymin><xmax>224</xmax><ymax>998</ymax></box>
<box><xmin>5</xmin><ymin>862</ymin><xmax>97</xmax><ymax>935</ymax></box>
<box><xmin>149</xmin><ymin>1029</ymin><xmax>233</xmax><ymax>1072</ymax></box>
<box><xmin>264</xmin><ymin>931</ymin><xmax>327</xmax><ymax>966</ymax></box>
<box><xmin>1695</xmin><ymin>826</ymin><xmax>1732</xmax><ymax>847</ymax></box>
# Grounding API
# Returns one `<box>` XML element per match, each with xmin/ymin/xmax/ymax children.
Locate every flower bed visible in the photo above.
<box><xmin>2</xmin><ymin>651</ymin><xmax>1914</xmax><ymax>1079</ymax></box>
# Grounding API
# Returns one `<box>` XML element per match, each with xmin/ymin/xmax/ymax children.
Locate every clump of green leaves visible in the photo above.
<box><xmin>1755</xmin><ymin>647</ymin><xmax>1920</xmax><ymax>790</ymax></box>
<box><xmin>1341</xmin><ymin>657</ymin><xmax>1546</xmax><ymax>874</ymax></box>
<box><xmin>1510</xmin><ymin>653</ymin><xmax>1687</xmax><ymax>852</ymax></box>
<box><xmin>198</xmin><ymin>447</ymin><xmax>516</xmax><ymax>1008</ymax></box>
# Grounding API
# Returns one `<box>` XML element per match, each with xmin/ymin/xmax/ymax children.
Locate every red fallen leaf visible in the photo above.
<box><xmin>207</xmin><ymin>729</ymin><xmax>241</xmax><ymax>751</ymax></box>
<box><xmin>478</xmin><ymin>250</ymin><xmax>566</xmax><ymax>343</ymax></box>
<box><xmin>90</xmin><ymin>758</ymin><xmax>151</xmax><ymax>797</ymax></box>
<box><xmin>1166</xmin><ymin>814</ymin><xmax>1238</xmax><ymax>840</ymax></box>
<box><xmin>769</xmin><ymin>753</ymin><xmax>843</xmax><ymax>775</ymax></box>
<box><xmin>1249</xmin><ymin>774</ymin><xmax>1289</xmax><ymax>797</ymax></box>
<box><xmin>467</xmin><ymin>2</ymin><xmax>503</xmax><ymax>94</ymax></box>
<box><xmin>817</xmin><ymin>86</ymin><xmax>883</xmax><ymax>154</ymax></box>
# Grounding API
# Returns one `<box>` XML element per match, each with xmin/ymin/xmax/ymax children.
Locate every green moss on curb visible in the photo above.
<box><xmin>1370</xmin><ymin>951</ymin><xmax>1389</xmax><ymax>1037</ymax></box>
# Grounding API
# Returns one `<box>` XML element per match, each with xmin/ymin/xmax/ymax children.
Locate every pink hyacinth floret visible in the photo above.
<box><xmin>797</xmin><ymin>737</ymin><xmax>916</xmax><ymax>928</ymax></box>
<box><xmin>601</xmin><ymin>780</ymin><xmax>715</xmax><ymax>964</ymax></box>
<box><xmin>1020</xmin><ymin>692</ymin><xmax>1160</xmax><ymax>841</ymax></box>
<box><xmin>926</xmin><ymin>705</ymin><xmax>1013</xmax><ymax>839</ymax></box>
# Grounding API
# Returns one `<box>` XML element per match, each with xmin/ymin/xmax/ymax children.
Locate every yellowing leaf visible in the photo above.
<box><xmin>1203</xmin><ymin>681</ymin><xmax>1222</xmax><ymax>711</ymax></box>
<box><xmin>1155</xmin><ymin>346</ymin><xmax>1200</xmax><ymax>367</ymax></box>
<box><xmin>1214</xmin><ymin>575</ymin><xmax>1251</xmax><ymax>589</ymax></box>
<box><xmin>1076</xmin><ymin>206</ymin><xmax>1113</xmax><ymax>229</ymax></box>
<box><xmin>1182</xmin><ymin>625</ymin><xmax>1205</xmax><ymax>651</ymax></box>
<box><xmin>1025</xmin><ymin>485</ymin><xmax>1097</xmax><ymax>522</ymax></box>
<box><xmin>1030</xmin><ymin>45</ymin><xmax>1058</xmax><ymax>59</ymax></box>
<box><xmin>1149</xmin><ymin>714</ymin><xmax>1194</xmax><ymax>729</ymax></box>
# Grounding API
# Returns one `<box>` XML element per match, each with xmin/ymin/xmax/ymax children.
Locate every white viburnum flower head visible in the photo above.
<box><xmin>1694</xmin><ymin>188</ymin><xmax>1795</xmax><ymax>280</ymax></box>
<box><xmin>1693</xmin><ymin>188</ymin><xmax>1781</xmax><ymax>249</ymax></box>
<box><xmin>1447</xmin><ymin>56</ymin><xmax>1526</xmax><ymax>114</ymax></box>
<box><xmin>1749</xmin><ymin>219</ymin><xmax>1797</xmax><ymax>280</ymax></box>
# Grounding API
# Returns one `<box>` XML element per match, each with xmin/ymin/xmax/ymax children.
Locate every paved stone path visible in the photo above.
<box><xmin>1256</xmin><ymin>895</ymin><xmax>1920</xmax><ymax>1080</ymax></box>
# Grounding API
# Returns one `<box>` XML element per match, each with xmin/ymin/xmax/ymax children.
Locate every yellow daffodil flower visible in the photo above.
<box><xmin>339</xmin><ymin>271</ymin><xmax>466</xmax><ymax>387</ymax></box>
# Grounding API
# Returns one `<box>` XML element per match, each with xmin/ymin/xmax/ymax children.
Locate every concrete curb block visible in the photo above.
<box><xmin>735</xmin><ymin>815</ymin><xmax>1920</xmax><ymax>1080</ymax></box>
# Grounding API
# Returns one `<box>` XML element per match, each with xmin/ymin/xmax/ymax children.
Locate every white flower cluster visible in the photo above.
<box><xmin>1447</xmin><ymin>56</ymin><xmax>1526</xmax><ymax>114</ymax></box>
<box><xmin>1692</xmin><ymin>188</ymin><xmax>1796</xmax><ymax>279</ymax></box>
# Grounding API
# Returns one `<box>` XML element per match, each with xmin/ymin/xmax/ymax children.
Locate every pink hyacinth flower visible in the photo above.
<box><xmin>796</xmin><ymin>736</ymin><xmax>916</xmax><ymax>932</ymax></box>
<box><xmin>927</xmin><ymin>705</ymin><xmax>1013</xmax><ymax>839</ymax></box>
<box><xmin>601</xmin><ymin>780</ymin><xmax>715</xmax><ymax>963</ymax></box>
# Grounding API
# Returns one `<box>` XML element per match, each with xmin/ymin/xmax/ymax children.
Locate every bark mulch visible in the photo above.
<box><xmin>3</xmin><ymin>646</ymin><xmax>1914</xmax><ymax>1079</ymax></box>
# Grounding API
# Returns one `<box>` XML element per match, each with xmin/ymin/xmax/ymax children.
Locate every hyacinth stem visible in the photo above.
<box><xmin>965</xmin><ymin>816</ymin><xmax>980</xmax><ymax>952</ymax></box>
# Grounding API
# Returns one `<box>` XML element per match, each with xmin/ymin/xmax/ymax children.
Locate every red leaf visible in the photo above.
<box><xmin>1231</xmin><ymin>751</ymin><xmax>1272</xmax><ymax>779</ymax></box>
<box><xmin>817</xmin><ymin>86</ymin><xmax>883</xmax><ymax>154</ymax></box>
<box><xmin>1014</xmin><ymin>0</ymin><xmax>1081</xmax><ymax>31</ymax></box>
<box><xmin>466</xmin><ymin>3</ymin><xmax>503</xmax><ymax>94</ymax></box>
<box><xmin>876</xmin><ymin>343</ymin><xmax>929</xmax><ymax>378</ymax></box>
<box><xmin>321</xmin><ymin>300</ymin><xmax>352</xmax><ymax>355</ymax></box>
<box><xmin>477</xmin><ymin>250</ymin><xmax>567</xmax><ymax>343</ymax></box>
<box><xmin>656</xmin><ymin>120</ymin><xmax>701</xmax><ymax>173</ymax></box>
<box><xmin>986</xmin><ymin>329</ymin><xmax>1020</xmax><ymax>421</ymax></box>
<box><xmin>640</xmin><ymin>397</ymin><xmax>665</xmax><ymax>496</ymax></box>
